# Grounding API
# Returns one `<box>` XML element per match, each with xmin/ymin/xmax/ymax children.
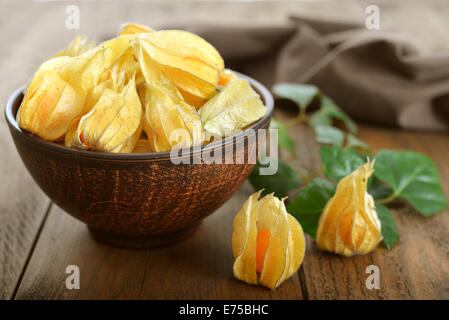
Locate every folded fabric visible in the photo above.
<box><xmin>182</xmin><ymin>16</ymin><xmax>449</xmax><ymax>131</ymax></box>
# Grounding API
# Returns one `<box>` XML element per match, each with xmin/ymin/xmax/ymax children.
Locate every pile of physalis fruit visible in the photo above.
<box><xmin>18</xmin><ymin>23</ymin><xmax>266</xmax><ymax>153</ymax></box>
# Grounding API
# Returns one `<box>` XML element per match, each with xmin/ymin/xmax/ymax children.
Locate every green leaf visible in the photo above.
<box><xmin>249</xmin><ymin>158</ymin><xmax>302</xmax><ymax>198</ymax></box>
<box><xmin>321</xmin><ymin>96</ymin><xmax>358</xmax><ymax>134</ymax></box>
<box><xmin>319</xmin><ymin>146</ymin><xmax>364</xmax><ymax>182</ymax></box>
<box><xmin>314</xmin><ymin>125</ymin><xmax>344</xmax><ymax>146</ymax></box>
<box><xmin>288</xmin><ymin>179</ymin><xmax>335</xmax><ymax>214</ymax></box>
<box><xmin>272</xmin><ymin>83</ymin><xmax>318</xmax><ymax>110</ymax></box>
<box><xmin>376</xmin><ymin>203</ymin><xmax>399</xmax><ymax>249</ymax></box>
<box><xmin>309</xmin><ymin>96</ymin><xmax>357</xmax><ymax>134</ymax></box>
<box><xmin>287</xmin><ymin>179</ymin><xmax>335</xmax><ymax>238</ymax></box>
<box><xmin>309</xmin><ymin>110</ymin><xmax>332</xmax><ymax>127</ymax></box>
<box><xmin>270</xmin><ymin>118</ymin><xmax>295</xmax><ymax>156</ymax></box>
<box><xmin>347</xmin><ymin>134</ymin><xmax>370</xmax><ymax>151</ymax></box>
<box><xmin>368</xmin><ymin>177</ymin><xmax>394</xmax><ymax>200</ymax></box>
<box><xmin>374</xmin><ymin>150</ymin><xmax>447</xmax><ymax>216</ymax></box>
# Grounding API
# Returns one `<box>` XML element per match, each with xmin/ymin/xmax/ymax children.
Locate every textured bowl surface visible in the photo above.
<box><xmin>5</xmin><ymin>73</ymin><xmax>273</xmax><ymax>248</ymax></box>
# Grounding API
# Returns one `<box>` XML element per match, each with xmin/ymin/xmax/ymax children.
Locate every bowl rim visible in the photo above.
<box><xmin>5</xmin><ymin>72</ymin><xmax>273</xmax><ymax>160</ymax></box>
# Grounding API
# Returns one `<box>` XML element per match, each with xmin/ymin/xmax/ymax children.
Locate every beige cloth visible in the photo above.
<box><xmin>183</xmin><ymin>16</ymin><xmax>449</xmax><ymax>131</ymax></box>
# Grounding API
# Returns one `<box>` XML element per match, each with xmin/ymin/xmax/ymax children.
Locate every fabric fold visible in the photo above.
<box><xmin>177</xmin><ymin>16</ymin><xmax>449</xmax><ymax>131</ymax></box>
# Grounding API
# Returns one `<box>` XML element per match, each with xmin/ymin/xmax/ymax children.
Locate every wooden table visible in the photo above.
<box><xmin>1</xmin><ymin>0</ymin><xmax>449</xmax><ymax>301</ymax></box>
<box><xmin>2</xmin><ymin>114</ymin><xmax>449</xmax><ymax>299</ymax></box>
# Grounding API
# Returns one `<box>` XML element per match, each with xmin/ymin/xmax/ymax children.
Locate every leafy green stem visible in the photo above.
<box><xmin>375</xmin><ymin>193</ymin><xmax>397</xmax><ymax>205</ymax></box>
<box><xmin>302</xmin><ymin>169</ymin><xmax>322</xmax><ymax>186</ymax></box>
<box><xmin>285</xmin><ymin>108</ymin><xmax>308</xmax><ymax>127</ymax></box>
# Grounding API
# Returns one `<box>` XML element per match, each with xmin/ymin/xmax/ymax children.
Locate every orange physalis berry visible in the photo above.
<box><xmin>256</xmin><ymin>229</ymin><xmax>271</xmax><ymax>273</ymax></box>
<box><xmin>218</xmin><ymin>69</ymin><xmax>238</xmax><ymax>86</ymax></box>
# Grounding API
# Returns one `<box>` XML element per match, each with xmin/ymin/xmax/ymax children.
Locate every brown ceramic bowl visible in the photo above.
<box><xmin>5</xmin><ymin>72</ymin><xmax>273</xmax><ymax>248</ymax></box>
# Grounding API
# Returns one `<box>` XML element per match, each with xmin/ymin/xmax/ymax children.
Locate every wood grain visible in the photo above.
<box><xmin>14</xmin><ymin>183</ymin><xmax>303</xmax><ymax>300</ymax></box>
<box><xmin>0</xmin><ymin>133</ymin><xmax>50</xmax><ymax>299</ymax></box>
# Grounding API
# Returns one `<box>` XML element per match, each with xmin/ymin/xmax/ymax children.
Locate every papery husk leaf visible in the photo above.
<box><xmin>53</xmin><ymin>35</ymin><xmax>95</xmax><ymax>58</ymax></box>
<box><xmin>139</xmin><ymin>31</ymin><xmax>223</xmax><ymax>108</ymax></box>
<box><xmin>65</xmin><ymin>46</ymin><xmax>109</xmax><ymax>91</ymax></box>
<box><xmin>199</xmin><ymin>79</ymin><xmax>248</xmax><ymax>124</ymax></box>
<box><xmin>316</xmin><ymin>160</ymin><xmax>382</xmax><ymax>257</ymax></box>
<box><xmin>200</xmin><ymin>80</ymin><xmax>266</xmax><ymax>138</ymax></box>
<box><xmin>75</xmin><ymin>78</ymin><xmax>143</xmax><ymax>153</ymax></box>
<box><xmin>101</xmin><ymin>36</ymin><xmax>135</xmax><ymax>69</ymax></box>
<box><xmin>82</xmin><ymin>78</ymin><xmax>112</xmax><ymax>115</ymax></box>
<box><xmin>119</xmin><ymin>23</ymin><xmax>153</xmax><ymax>36</ymax></box>
<box><xmin>257</xmin><ymin>194</ymin><xmax>290</xmax><ymax>289</ymax></box>
<box><xmin>110</xmin><ymin>46</ymin><xmax>144</xmax><ymax>85</ymax></box>
<box><xmin>232</xmin><ymin>190</ymin><xmax>262</xmax><ymax>285</ymax></box>
<box><xmin>83</xmin><ymin>70</ymin><xmax>125</xmax><ymax>115</ymax></box>
<box><xmin>110</xmin><ymin>119</ymin><xmax>143</xmax><ymax>153</ymax></box>
<box><xmin>155</xmin><ymin>63</ymin><xmax>218</xmax><ymax>101</ymax></box>
<box><xmin>136</xmin><ymin>37</ymin><xmax>218</xmax><ymax>106</ymax></box>
<box><xmin>141</xmin><ymin>34</ymin><xmax>220</xmax><ymax>84</ymax></box>
<box><xmin>32</xmin><ymin>45</ymin><xmax>104</xmax><ymax>87</ymax></box>
<box><xmin>285</xmin><ymin>215</ymin><xmax>306</xmax><ymax>278</ymax></box>
<box><xmin>177</xmin><ymin>87</ymin><xmax>207</xmax><ymax>108</ymax></box>
<box><xmin>90</xmin><ymin>35</ymin><xmax>142</xmax><ymax>86</ymax></box>
<box><xmin>65</xmin><ymin>115</ymin><xmax>82</xmax><ymax>147</ymax></box>
<box><xmin>142</xmin><ymin>83</ymin><xmax>203</xmax><ymax>152</ymax></box>
<box><xmin>135</xmin><ymin>42</ymin><xmax>183</xmax><ymax>98</ymax></box>
<box><xmin>19</xmin><ymin>67</ymin><xmax>87</xmax><ymax>141</ymax></box>
<box><xmin>145</xmin><ymin>30</ymin><xmax>224</xmax><ymax>72</ymax></box>
<box><xmin>32</xmin><ymin>45</ymin><xmax>106</xmax><ymax>95</ymax></box>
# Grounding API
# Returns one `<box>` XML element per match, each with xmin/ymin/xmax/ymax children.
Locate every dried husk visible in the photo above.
<box><xmin>232</xmin><ymin>191</ymin><xmax>306</xmax><ymax>289</ymax></box>
<box><xmin>119</xmin><ymin>23</ymin><xmax>153</xmax><ymax>36</ymax></box>
<box><xmin>199</xmin><ymin>79</ymin><xmax>266</xmax><ymax>138</ymax></box>
<box><xmin>53</xmin><ymin>35</ymin><xmax>95</xmax><ymax>58</ymax></box>
<box><xmin>18</xmin><ymin>47</ymin><xmax>105</xmax><ymax>141</ymax></box>
<box><xmin>82</xmin><ymin>71</ymin><xmax>118</xmax><ymax>115</ymax></box>
<box><xmin>65</xmin><ymin>70</ymin><xmax>124</xmax><ymax>146</ymax></box>
<box><xmin>141</xmin><ymin>82</ymin><xmax>203</xmax><ymax>152</ymax></box>
<box><xmin>134</xmin><ymin>41</ymin><xmax>182</xmax><ymax>97</ymax></box>
<box><xmin>316</xmin><ymin>160</ymin><xmax>382</xmax><ymax>257</ymax></box>
<box><xmin>66</xmin><ymin>77</ymin><xmax>142</xmax><ymax>153</ymax></box>
<box><xmin>138</xmin><ymin>30</ymin><xmax>224</xmax><ymax>108</ymax></box>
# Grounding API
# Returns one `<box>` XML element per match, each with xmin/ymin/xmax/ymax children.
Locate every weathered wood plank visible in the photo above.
<box><xmin>0</xmin><ymin>148</ymin><xmax>50</xmax><ymax>300</ymax></box>
<box><xmin>15</xmin><ymin>183</ymin><xmax>303</xmax><ymax>300</ymax></box>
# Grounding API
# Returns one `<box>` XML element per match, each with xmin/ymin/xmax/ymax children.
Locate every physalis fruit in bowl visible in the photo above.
<box><xmin>17</xmin><ymin>23</ymin><xmax>266</xmax><ymax>153</ymax></box>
